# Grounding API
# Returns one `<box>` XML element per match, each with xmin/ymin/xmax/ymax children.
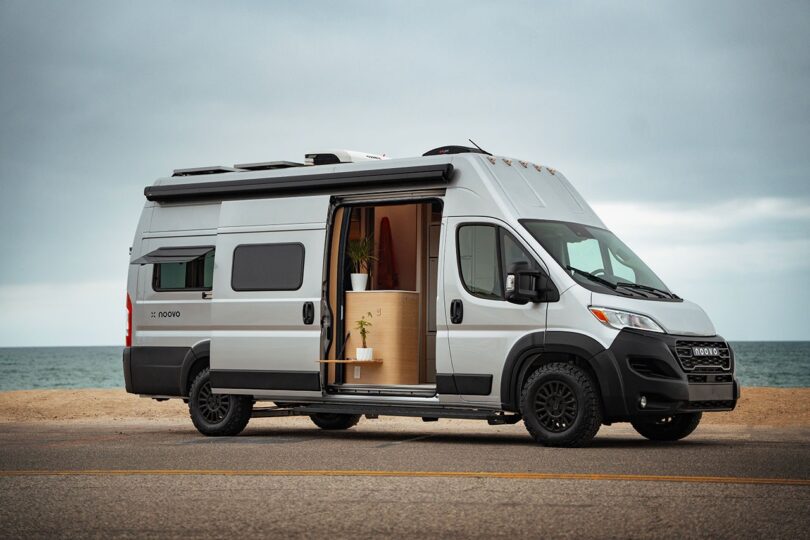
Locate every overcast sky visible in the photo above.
<box><xmin>0</xmin><ymin>0</ymin><xmax>808</xmax><ymax>345</ymax></box>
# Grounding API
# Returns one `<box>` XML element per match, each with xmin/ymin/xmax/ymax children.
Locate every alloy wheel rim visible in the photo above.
<box><xmin>198</xmin><ymin>381</ymin><xmax>231</xmax><ymax>424</ymax></box>
<box><xmin>534</xmin><ymin>380</ymin><xmax>578</xmax><ymax>432</ymax></box>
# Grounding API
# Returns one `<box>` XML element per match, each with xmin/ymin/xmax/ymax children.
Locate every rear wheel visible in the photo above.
<box><xmin>631</xmin><ymin>412</ymin><xmax>702</xmax><ymax>441</ymax></box>
<box><xmin>189</xmin><ymin>368</ymin><xmax>253</xmax><ymax>436</ymax></box>
<box><xmin>310</xmin><ymin>413</ymin><xmax>361</xmax><ymax>430</ymax></box>
<box><xmin>520</xmin><ymin>362</ymin><xmax>602</xmax><ymax>447</ymax></box>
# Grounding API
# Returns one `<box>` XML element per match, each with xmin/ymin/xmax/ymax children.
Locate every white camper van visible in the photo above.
<box><xmin>124</xmin><ymin>145</ymin><xmax>739</xmax><ymax>447</ymax></box>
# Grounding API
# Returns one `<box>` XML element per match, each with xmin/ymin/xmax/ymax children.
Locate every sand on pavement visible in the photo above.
<box><xmin>0</xmin><ymin>387</ymin><xmax>807</xmax><ymax>427</ymax></box>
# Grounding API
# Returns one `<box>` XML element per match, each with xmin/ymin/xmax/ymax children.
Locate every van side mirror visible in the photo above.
<box><xmin>505</xmin><ymin>262</ymin><xmax>560</xmax><ymax>305</ymax></box>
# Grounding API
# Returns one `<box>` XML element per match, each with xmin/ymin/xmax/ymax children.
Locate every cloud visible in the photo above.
<box><xmin>0</xmin><ymin>1</ymin><xmax>808</xmax><ymax>342</ymax></box>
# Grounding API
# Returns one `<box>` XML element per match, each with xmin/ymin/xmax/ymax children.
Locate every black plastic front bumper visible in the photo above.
<box><xmin>597</xmin><ymin>329</ymin><xmax>740</xmax><ymax>422</ymax></box>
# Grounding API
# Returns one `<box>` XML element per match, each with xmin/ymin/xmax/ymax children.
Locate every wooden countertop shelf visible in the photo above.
<box><xmin>318</xmin><ymin>359</ymin><xmax>383</xmax><ymax>365</ymax></box>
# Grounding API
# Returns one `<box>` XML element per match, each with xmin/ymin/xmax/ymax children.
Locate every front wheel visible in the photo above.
<box><xmin>631</xmin><ymin>412</ymin><xmax>702</xmax><ymax>441</ymax></box>
<box><xmin>188</xmin><ymin>368</ymin><xmax>253</xmax><ymax>436</ymax></box>
<box><xmin>520</xmin><ymin>362</ymin><xmax>602</xmax><ymax>447</ymax></box>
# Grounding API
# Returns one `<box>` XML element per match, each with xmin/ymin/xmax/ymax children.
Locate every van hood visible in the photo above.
<box><xmin>590</xmin><ymin>292</ymin><xmax>717</xmax><ymax>337</ymax></box>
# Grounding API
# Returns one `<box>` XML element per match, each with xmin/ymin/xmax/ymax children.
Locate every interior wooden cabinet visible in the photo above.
<box><xmin>325</xmin><ymin>200</ymin><xmax>441</xmax><ymax>387</ymax></box>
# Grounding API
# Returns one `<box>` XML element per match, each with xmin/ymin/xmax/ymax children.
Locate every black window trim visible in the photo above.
<box><xmin>230</xmin><ymin>242</ymin><xmax>306</xmax><ymax>292</ymax></box>
<box><xmin>455</xmin><ymin>222</ymin><xmax>506</xmax><ymax>302</ymax></box>
<box><xmin>151</xmin><ymin>246</ymin><xmax>215</xmax><ymax>293</ymax></box>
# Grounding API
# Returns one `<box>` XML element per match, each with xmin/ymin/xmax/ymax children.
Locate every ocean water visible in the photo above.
<box><xmin>0</xmin><ymin>342</ymin><xmax>807</xmax><ymax>391</ymax></box>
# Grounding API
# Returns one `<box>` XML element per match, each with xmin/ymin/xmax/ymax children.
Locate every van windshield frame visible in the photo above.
<box><xmin>519</xmin><ymin>219</ymin><xmax>676</xmax><ymax>300</ymax></box>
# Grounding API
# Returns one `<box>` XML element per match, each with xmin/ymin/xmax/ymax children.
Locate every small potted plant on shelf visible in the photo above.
<box><xmin>355</xmin><ymin>311</ymin><xmax>373</xmax><ymax>361</ymax></box>
<box><xmin>347</xmin><ymin>236</ymin><xmax>377</xmax><ymax>291</ymax></box>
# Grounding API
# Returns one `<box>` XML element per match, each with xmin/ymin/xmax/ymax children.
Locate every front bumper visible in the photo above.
<box><xmin>599</xmin><ymin>329</ymin><xmax>740</xmax><ymax>421</ymax></box>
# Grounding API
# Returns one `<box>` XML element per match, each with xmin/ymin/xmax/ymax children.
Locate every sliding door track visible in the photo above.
<box><xmin>328</xmin><ymin>383</ymin><xmax>437</xmax><ymax>398</ymax></box>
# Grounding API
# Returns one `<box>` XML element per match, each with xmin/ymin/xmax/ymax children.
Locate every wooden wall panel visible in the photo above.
<box><xmin>344</xmin><ymin>291</ymin><xmax>419</xmax><ymax>385</ymax></box>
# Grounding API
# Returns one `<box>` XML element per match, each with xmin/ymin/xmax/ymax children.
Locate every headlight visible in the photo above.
<box><xmin>589</xmin><ymin>306</ymin><xmax>665</xmax><ymax>333</ymax></box>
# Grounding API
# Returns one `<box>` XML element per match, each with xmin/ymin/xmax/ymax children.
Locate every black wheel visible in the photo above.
<box><xmin>309</xmin><ymin>413</ymin><xmax>362</xmax><ymax>430</ymax></box>
<box><xmin>520</xmin><ymin>362</ymin><xmax>602</xmax><ymax>447</ymax></box>
<box><xmin>631</xmin><ymin>412</ymin><xmax>702</xmax><ymax>441</ymax></box>
<box><xmin>188</xmin><ymin>368</ymin><xmax>253</xmax><ymax>436</ymax></box>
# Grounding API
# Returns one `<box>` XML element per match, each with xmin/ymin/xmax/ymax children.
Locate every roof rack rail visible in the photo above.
<box><xmin>233</xmin><ymin>161</ymin><xmax>306</xmax><ymax>171</ymax></box>
<box><xmin>172</xmin><ymin>166</ymin><xmax>240</xmax><ymax>177</ymax></box>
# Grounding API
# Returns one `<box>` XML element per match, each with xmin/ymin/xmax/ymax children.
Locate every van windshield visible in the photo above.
<box><xmin>520</xmin><ymin>220</ymin><xmax>676</xmax><ymax>299</ymax></box>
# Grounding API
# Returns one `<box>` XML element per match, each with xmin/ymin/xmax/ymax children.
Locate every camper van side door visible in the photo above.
<box><xmin>442</xmin><ymin>218</ymin><xmax>549</xmax><ymax>405</ymax></box>
<box><xmin>209</xmin><ymin>196</ymin><xmax>330</xmax><ymax>398</ymax></box>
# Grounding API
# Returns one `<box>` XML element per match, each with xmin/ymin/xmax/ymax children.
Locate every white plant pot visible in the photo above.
<box><xmin>356</xmin><ymin>347</ymin><xmax>374</xmax><ymax>361</ymax></box>
<box><xmin>350</xmin><ymin>273</ymin><xmax>368</xmax><ymax>291</ymax></box>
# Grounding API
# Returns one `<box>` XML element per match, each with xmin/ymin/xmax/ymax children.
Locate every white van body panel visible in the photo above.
<box><xmin>130</xmin><ymin>202</ymin><xmax>221</xmax><ymax>353</ymax></box>
<box><xmin>442</xmin><ymin>215</ymin><xmax>550</xmax><ymax>405</ymax></box>
<box><xmin>209</xmin><ymin>196</ymin><xmax>329</xmax><ymax>398</ymax></box>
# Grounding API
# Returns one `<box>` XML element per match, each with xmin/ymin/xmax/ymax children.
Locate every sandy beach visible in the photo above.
<box><xmin>0</xmin><ymin>387</ymin><xmax>807</xmax><ymax>426</ymax></box>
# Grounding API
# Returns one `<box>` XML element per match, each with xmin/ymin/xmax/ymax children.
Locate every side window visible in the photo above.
<box><xmin>231</xmin><ymin>243</ymin><xmax>305</xmax><ymax>291</ymax></box>
<box><xmin>458</xmin><ymin>224</ymin><xmax>544</xmax><ymax>301</ymax></box>
<box><xmin>153</xmin><ymin>250</ymin><xmax>215</xmax><ymax>291</ymax></box>
<box><xmin>457</xmin><ymin>225</ymin><xmax>502</xmax><ymax>300</ymax></box>
<box><xmin>501</xmin><ymin>230</ymin><xmax>539</xmax><ymax>283</ymax></box>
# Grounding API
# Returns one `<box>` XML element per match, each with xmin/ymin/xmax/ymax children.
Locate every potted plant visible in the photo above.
<box><xmin>355</xmin><ymin>311</ymin><xmax>374</xmax><ymax>361</ymax></box>
<box><xmin>347</xmin><ymin>236</ymin><xmax>376</xmax><ymax>291</ymax></box>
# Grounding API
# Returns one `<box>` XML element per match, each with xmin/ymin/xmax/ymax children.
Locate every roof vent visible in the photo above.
<box><xmin>233</xmin><ymin>161</ymin><xmax>305</xmax><ymax>171</ymax></box>
<box><xmin>304</xmin><ymin>149</ymin><xmax>387</xmax><ymax>166</ymax></box>
<box><xmin>172</xmin><ymin>165</ymin><xmax>240</xmax><ymax>177</ymax></box>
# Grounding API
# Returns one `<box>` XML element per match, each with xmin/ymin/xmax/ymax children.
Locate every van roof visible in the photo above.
<box><xmin>145</xmin><ymin>155</ymin><xmax>456</xmax><ymax>203</ymax></box>
<box><xmin>142</xmin><ymin>152</ymin><xmax>605</xmax><ymax>231</ymax></box>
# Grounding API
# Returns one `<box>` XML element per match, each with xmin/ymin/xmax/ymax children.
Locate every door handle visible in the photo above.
<box><xmin>303</xmin><ymin>302</ymin><xmax>315</xmax><ymax>325</ymax></box>
<box><xmin>201</xmin><ymin>291</ymin><xmax>213</xmax><ymax>300</ymax></box>
<box><xmin>450</xmin><ymin>299</ymin><xmax>463</xmax><ymax>324</ymax></box>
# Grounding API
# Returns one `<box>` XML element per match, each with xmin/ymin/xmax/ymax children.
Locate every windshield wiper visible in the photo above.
<box><xmin>566</xmin><ymin>266</ymin><xmax>617</xmax><ymax>289</ymax></box>
<box><xmin>616</xmin><ymin>282</ymin><xmax>680</xmax><ymax>300</ymax></box>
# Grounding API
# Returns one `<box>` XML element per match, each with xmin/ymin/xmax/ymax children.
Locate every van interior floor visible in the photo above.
<box><xmin>329</xmin><ymin>383</ymin><xmax>437</xmax><ymax>398</ymax></box>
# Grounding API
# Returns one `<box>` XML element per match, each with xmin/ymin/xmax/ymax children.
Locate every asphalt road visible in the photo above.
<box><xmin>1</xmin><ymin>417</ymin><xmax>809</xmax><ymax>539</ymax></box>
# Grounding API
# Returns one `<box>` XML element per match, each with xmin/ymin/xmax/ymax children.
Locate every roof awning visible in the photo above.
<box><xmin>132</xmin><ymin>246</ymin><xmax>214</xmax><ymax>265</ymax></box>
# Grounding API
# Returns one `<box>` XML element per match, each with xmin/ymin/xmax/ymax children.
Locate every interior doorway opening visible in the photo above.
<box><xmin>324</xmin><ymin>199</ymin><xmax>443</xmax><ymax>395</ymax></box>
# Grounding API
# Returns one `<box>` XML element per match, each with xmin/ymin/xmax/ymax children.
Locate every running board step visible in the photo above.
<box><xmin>252</xmin><ymin>404</ymin><xmax>521</xmax><ymax>423</ymax></box>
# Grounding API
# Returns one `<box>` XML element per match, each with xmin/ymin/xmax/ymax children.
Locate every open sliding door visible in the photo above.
<box><xmin>210</xmin><ymin>196</ymin><xmax>331</xmax><ymax>399</ymax></box>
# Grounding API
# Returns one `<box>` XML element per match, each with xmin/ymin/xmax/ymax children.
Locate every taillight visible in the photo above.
<box><xmin>126</xmin><ymin>293</ymin><xmax>132</xmax><ymax>347</ymax></box>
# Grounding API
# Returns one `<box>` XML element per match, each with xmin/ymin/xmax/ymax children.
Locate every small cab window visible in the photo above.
<box><xmin>231</xmin><ymin>243</ymin><xmax>305</xmax><ymax>291</ymax></box>
<box><xmin>457</xmin><ymin>224</ymin><xmax>539</xmax><ymax>301</ymax></box>
<box><xmin>153</xmin><ymin>250</ymin><xmax>214</xmax><ymax>291</ymax></box>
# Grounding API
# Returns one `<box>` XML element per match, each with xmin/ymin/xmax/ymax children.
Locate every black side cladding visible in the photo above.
<box><xmin>436</xmin><ymin>374</ymin><xmax>493</xmax><ymax>395</ymax></box>
<box><xmin>144</xmin><ymin>164</ymin><xmax>454</xmax><ymax>203</ymax></box>
<box><xmin>210</xmin><ymin>370</ymin><xmax>321</xmax><ymax>392</ymax></box>
<box><xmin>126</xmin><ymin>346</ymin><xmax>189</xmax><ymax>396</ymax></box>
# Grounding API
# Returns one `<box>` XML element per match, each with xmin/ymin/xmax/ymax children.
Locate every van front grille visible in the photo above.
<box><xmin>674</xmin><ymin>341</ymin><xmax>731</xmax><ymax>372</ymax></box>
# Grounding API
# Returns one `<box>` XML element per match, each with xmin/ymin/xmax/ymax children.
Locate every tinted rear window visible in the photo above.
<box><xmin>231</xmin><ymin>243</ymin><xmax>305</xmax><ymax>291</ymax></box>
<box><xmin>153</xmin><ymin>250</ymin><xmax>214</xmax><ymax>291</ymax></box>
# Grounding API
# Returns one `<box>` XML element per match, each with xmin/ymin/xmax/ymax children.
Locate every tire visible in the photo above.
<box><xmin>520</xmin><ymin>362</ymin><xmax>602</xmax><ymax>447</ymax></box>
<box><xmin>309</xmin><ymin>413</ymin><xmax>362</xmax><ymax>430</ymax></box>
<box><xmin>631</xmin><ymin>412</ymin><xmax>702</xmax><ymax>442</ymax></box>
<box><xmin>188</xmin><ymin>368</ymin><xmax>253</xmax><ymax>436</ymax></box>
